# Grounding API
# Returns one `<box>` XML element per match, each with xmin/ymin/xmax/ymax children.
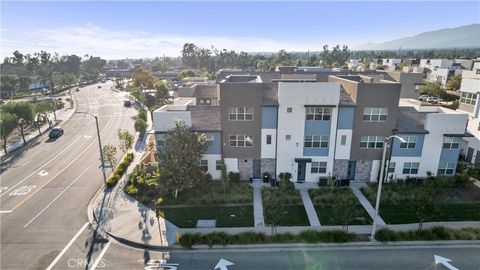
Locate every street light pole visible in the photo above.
<box><xmin>370</xmin><ymin>135</ymin><xmax>406</xmax><ymax>241</ymax></box>
<box><xmin>79</xmin><ymin>112</ymin><xmax>107</xmax><ymax>184</ymax></box>
<box><xmin>94</xmin><ymin>115</ymin><xmax>107</xmax><ymax>184</ymax></box>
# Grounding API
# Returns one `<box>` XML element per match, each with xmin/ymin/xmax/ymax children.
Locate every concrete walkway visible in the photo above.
<box><xmin>350</xmin><ymin>182</ymin><xmax>386</xmax><ymax>226</ymax></box>
<box><xmin>299</xmin><ymin>190</ymin><xmax>321</xmax><ymax>227</ymax></box>
<box><xmin>251</xmin><ymin>180</ymin><xmax>266</xmax><ymax>227</ymax></box>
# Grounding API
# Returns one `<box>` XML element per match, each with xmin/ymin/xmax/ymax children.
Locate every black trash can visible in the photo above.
<box><xmin>263</xmin><ymin>172</ymin><xmax>270</xmax><ymax>183</ymax></box>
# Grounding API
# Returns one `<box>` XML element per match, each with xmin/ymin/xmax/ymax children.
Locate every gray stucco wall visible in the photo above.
<box><xmin>333</xmin><ymin>159</ymin><xmax>349</xmax><ymax>180</ymax></box>
<box><xmin>261</xmin><ymin>158</ymin><xmax>276</xmax><ymax>177</ymax></box>
<box><xmin>238</xmin><ymin>158</ymin><xmax>253</xmax><ymax>180</ymax></box>
<box><xmin>355</xmin><ymin>160</ymin><xmax>372</xmax><ymax>181</ymax></box>
<box><xmin>204</xmin><ymin>131</ymin><xmax>222</xmax><ymax>154</ymax></box>
<box><xmin>262</xmin><ymin>107</ymin><xmax>278</xmax><ymax>129</ymax></box>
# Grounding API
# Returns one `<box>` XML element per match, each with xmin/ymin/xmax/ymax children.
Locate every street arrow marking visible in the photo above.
<box><xmin>214</xmin><ymin>259</ymin><xmax>234</xmax><ymax>270</ymax></box>
<box><xmin>38</xmin><ymin>170</ymin><xmax>49</xmax><ymax>177</ymax></box>
<box><xmin>84</xmin><ymin>135</ymin><xmax>92</xmax><ymax>139</ymax></box>
<box><xmin>434</xmin><ymin>255</ymin><xmax>459</xmax><ymax>270</ymax></box>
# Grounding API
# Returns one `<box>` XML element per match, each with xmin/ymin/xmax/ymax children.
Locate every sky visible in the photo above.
<box><xmin>1</xmin><ymin>1</ymin><xmax>479</xmax><ymax>59</ymax></box>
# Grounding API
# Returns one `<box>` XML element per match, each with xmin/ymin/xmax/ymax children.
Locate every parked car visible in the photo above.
<box><xmin>427</xmin><ymin>97</ymin><xmax>441</xmax><ymax>104</ymax></box>
<box><xmin>49</xmin><ymin>127</ymin><xmax>64</xmax><ymax>139</ymax></box>
<box><xmin>124</xmin><ymin>100</ymin><xmax>132</xmax><ymax>107</ymax></box>
<box><xmin>98</xmin><ymin>85</ymin><xmax>102</xmax><ymax>88</ymax></box>
<box><xmin>418</xmin><ymin>95</ymin><xmax>433</xmax><ymax>101</ymax></box>
<box><xmin>76</xmin><ymin>88</ymin><xmax>80</xmax><ymax>92</ymax></box>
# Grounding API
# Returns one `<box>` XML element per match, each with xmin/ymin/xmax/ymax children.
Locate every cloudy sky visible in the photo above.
<box><xmin>1</xmin><ymin>1</ymin><xmax>479</xmax><ymax>59</ymax></box>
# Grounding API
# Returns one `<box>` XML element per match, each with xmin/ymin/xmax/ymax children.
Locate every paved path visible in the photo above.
<box><xmin>251</xmin><ymin>181</ymin><xmax>265</xmax><ymax>227</ymax></box>
<box><xmin>350</xmin><ymin>182</ymin><xmax>386</xmax><ymax>226</ymax></box>
<box><xmin>299</xmin><ymin>190</ymin><xmax>321</xmax><ymax>227</ymax></box>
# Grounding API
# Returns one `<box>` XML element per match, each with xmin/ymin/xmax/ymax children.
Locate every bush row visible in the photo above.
<box><xmin>106</xmin><ymin>152</ymin><xmax>134</xmax><ymax>187</ymax></box>
<box><xmin>178</xmin><ymin>230</ymin><xmax>356</xmax><ymax>249</ymax></box>
<box><xmin>375</xmin><ymin>227</ymin><xmax>480</xmax><ymax>242</ymax></box>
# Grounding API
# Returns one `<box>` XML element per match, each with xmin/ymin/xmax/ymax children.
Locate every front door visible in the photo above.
<box><xmin>252</xmin><ymin>159</ymin><xmax>261</xmax><ymax>179</ymax></box>
<box><xmin>347</xmin><ymin>160</ymin><xmax>356</xmax><ymax>180</ymax></box>
<box><xmin>466</xmin><ymin>147</ymin><xmax>474</xmax><ymax>163</ymax></box>
<box><xmin>297</xmin><ymin>162</ymin><xmax>306</xmax><ymax>182</ymax></box>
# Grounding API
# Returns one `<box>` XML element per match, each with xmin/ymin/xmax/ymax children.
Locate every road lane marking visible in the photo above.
<box><xmin>9</xmin><ymin>185</ymin><xmax>36</xmax><ymax>196</ymax></box>
<box><xmin>38</xmin><ymin>170</ymin><xmax>49</xmax><ymax>177</ymax></box>
<box><xmin>24</xmin><ymin>167</ymin><xmax>89</xmax><ymax>228</ymax></box>
<box><xmin>0</xmin><ymin>210</ymin><xmax>12</xmax><ymax>213</ymax></box>
<box><xmin>89</xmin><ymin>241</ymin><xmax>111</xmax><ymax>270</ymax></box>
<box><xmin>45</xmin><ymin>222</ymin><xmax>90</xmax><ymax>270</ymax></box>
<box><xmin>10</xmin><ymin>116</ymin><xmax>113</xmax><ymax>212</ymax></box>
<box><xmin>0</xmin><ymin>135</ymin><xmax>83</xmax><ymax>197</ymax></box>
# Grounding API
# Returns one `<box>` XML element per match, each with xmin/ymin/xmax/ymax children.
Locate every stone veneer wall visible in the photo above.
<box><xmin>238</xmin><ymin>158</ymin><xmax>253</xmax><ymax>180</ymax></box>
<box><xmin>355</xmin><ymin>160</ymin><xmax>372</xmax><ymax>181</ymax></box>
<box><xmin>333</xmin><ymin>160</ymin><xmax>349</xmax><ymax>180</ymax></box>
<box><xmin>261</xmin><ymin>158</ymin><xmax>276</xmax><ymax>177</ymax></box>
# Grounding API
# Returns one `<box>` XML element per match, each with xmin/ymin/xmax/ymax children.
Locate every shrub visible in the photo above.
<box><xmin>228</xmin><ymin>172</ymin><xmax>241</xmax><ymax>183</ymax></box>
<box><xmin>138</xmin><ymin>107</ymin><xmax>148</xmax><ymax>121</ymax></box>
<box><xmin>134</xmin><ymin>118</ymin><xmax>147</xmax><ymax>133</ymax></box>
<box><xmin>125</xmin><ymin>184</ymin><xmax>138</xmax><ymax>195</ymax></box>
<box><xmin>376</xmin><ymin>227</ymin><xmax>480</xmax><ymax>242</ymax></box>
<box><xmin>179</xmin><ymin>233</ymin><xmax>203</xmax><ymax>249</ymax></box>
<box><xmin>299</xmin><ymin>230</ymin><xmax>354</xmax><ymax>243</ymax></box>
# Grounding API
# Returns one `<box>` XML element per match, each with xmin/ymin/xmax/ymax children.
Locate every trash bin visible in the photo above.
<box><xmin>249</xmin><ymin>177</ymin><xmax>253</xmax><ymax>183</ymax></box>
<box><xmin>263</xmin><ymin>172</ymin><xmax>270</xmax><ymax>183</ymax></box>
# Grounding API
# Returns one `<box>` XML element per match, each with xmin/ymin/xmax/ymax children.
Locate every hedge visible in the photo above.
<box><xmin>375</xmin><ymin>227</ymin><xmax>480</xmax><ymax>242</ymax></box>
<box><xmin>106</xmin><ymin>152</ymin><xmax>134</xmax><ymax>187</ymax></box>
<box><xmin>178</xmin><ymin>230</ymin><xmax>356</xmax><ymax>249</ymax></box>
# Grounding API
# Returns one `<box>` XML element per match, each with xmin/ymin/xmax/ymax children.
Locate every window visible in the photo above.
<box><xmin>216</xmin><ymin>160</ymin><xmax>223</xmax><ymax>171</ymax></box>
<box><xmin>402</xmin><ymin>162</ymin><xmax>419</xmax><ymax>174</ymax></box>
<box><xmin>287</xmin><ymin>107</ymin><xmax>292</xmax><ymax>113</ymax></box>
<box><xmin>228</xmin><ymin>107</ymin><xmax>254</xmax><ymax>121</ymax></box>
<box><xmin>341</xmin><ymin>135</ymin><xmax>347</xmax><ymax>145</ymax></box>
<box><xmin>311</xmin><ymin>162</ymin><xmax>327</xmax><ymax>173</ymax></box>
<box><xmin>438</xmin><ymin>162</ymin><xmax>456</xmax><ymax>175</ymax></box>
<box><xmin>229</xmin><ymin>134</ymin><xmax>253</xmax><ymax>147</ymax></box>
<box><xmin>285</xmin><ymin>135</ymin><xmax>291</xmax><ymax>141</ymax></box>
<box><xmin>205</xmin><ymin>99</ymin><xmax>211</xmax><ymax>105</ymax></box>
<box><xmin>399</xmin><ymin>135</ymin><xmax>417</xmax><ymax>149</ymax></box>
<box><xmin>306</xmin><ymin>107</ymin><xmax>331</xmax><ymax>121</ymax></box>
<box><xmin>304</xmin><ymin>135</ymin><xmax>329</xmax><ymax>148</ymax></box>
<box><xmin>200</xmin><ymin>159</ymin><xmax>208</xmax><ymax>172</ymax></box>
<box><xmin>363</xmin><ymin>108</ymin><xmax>388</xmax><ymax>122</ymax></box>
<box><xmin>443</xmin><ymin>137</ymin><xmax>461</xmax><ymax>149</ymax></box>
<box><xmin>460</xmin><ymin>92</ymin><xmax>477</xmax><ymax>105</ymax></box>
<box><xmin>360</xmin><ymin>136</ymin><xmax>384</xmax><ymax>149</ymax></box>
<box><xmin>266</xmin><ymin>134</ymin><xmax>272</xmax><ymax>145</ymax></box>
<box><xmin>204</xmin><ymin>134</ymin><xmax>214</xmax><ymax>147</ymax></box>
<box><xmin>199</xmin><ymin>99</ymin><xmax>204</xmax><ymax>104</ymax></box>
<box><xmin>388</xmin><ymin>162</ymin><xmax>396</xmax><ymax>173</ymax></box>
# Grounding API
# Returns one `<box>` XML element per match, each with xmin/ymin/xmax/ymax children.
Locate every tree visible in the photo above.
<box><xmin>420</xmin><ymin>81</ymin><xmax>443</xmax><ymax>97</ymax></box>
<box><xmin>2</xmin><ymin>101</ymin><xmax>34</xmax><ymax>145</ymax></box>
<box><xmin>181</xmin><ymin>43</ymin><xmax>198</xmax><ymax>68</ymax></box>
<box><xmin>33</xmin><ymin>102</ymin><xmax>53</xmax><ymax>133</ymax></box>
<box><xmin>156</xmin><ymin>120</ymin><xmax>208</xmax><ymax>198</ymax></box>
<box><xmin>102</xmin><ymin>145</ymin><xmax>118</xmax><ymax>169</ymax></box>
<box><xmin>132</xmin><ymin>67</ymin><xmax>156</xmax><ymax>89</ymax></box>
<box><xmin>220</xmin><ymin>157</ymin><xmax>229</xmax><ymax>198</ymax></box>
<box><xmin>53</xmin><ymin>73</ymin><xmax>77</xmax><ymax>90</ymax></box>
<box><xmin>414</xmin><ymin>180</ymin><xmax>436</xmax><ymax>235</ymax></box>
<box><xmin>0</xmin><ymin>112</ymin><xmax>18</xmax><ymax>155</ymax></box>
<box><xmin>154</xmin><ymin>81</ymin><xmax>170</xmax><ymax>107</ymax></box>
<box><xmin>134</xmin><ymin>118</ymin><xmax>147</xmax><ymax>133</ymax></box>
<box><xmin>117</xmin><ymin>129</ymin><xmax>134</xmax><ymax>154</ymax></box>
<box><xmin>445</xmin><ymin>75</ymin><xmax>462</xmax><ymax>91</ymax></box>
<box><xmin>178</xmin><ymin>70</ymin><xmax>197</xmax><ymax>80</ymax></box>
<box><xmin>333</xmin><ymin>194</ymin><xmax>358</xmax><ymax>232</ymax></box>
<box><xmin>138</xmin><ymin>107</ymin><xmax>148</xmax><ymax>122</ymax></box>
<box><xmin>274</xmin><ymin>49</ymin><xmax>292</xmax><ymax>66</ymax></box>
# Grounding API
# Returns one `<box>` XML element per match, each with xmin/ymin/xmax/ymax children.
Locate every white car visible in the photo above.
<box><xmin>419</xmin><ymin>95</ymin><xmax>433</xmax><ymax>101</ymax></box>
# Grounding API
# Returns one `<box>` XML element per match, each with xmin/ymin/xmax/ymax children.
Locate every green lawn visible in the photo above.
<box><xmin>309</xmin><ymin>189</ymin><xmax>372</xmax><ymax>225</ymax></box>
<box><xmin>361</xmin><ymin>182</ymin><xmax>480</xmax><ymax>224</ymax></box>
<box><xmin>264</xmin><ymin>205</ymin><xmax>310</xmax><ymax>226</ymax></box>
<box><xmin>161</xmin><ymin>205</ymin><xmax>254</xmax><ymax>228</ymax></box>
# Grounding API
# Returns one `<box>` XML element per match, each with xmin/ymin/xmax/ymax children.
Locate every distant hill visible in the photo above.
<box><xmin>355</xmin><ymin>24</ymin><xmax>480</xmax><ymax>50</ymax></box>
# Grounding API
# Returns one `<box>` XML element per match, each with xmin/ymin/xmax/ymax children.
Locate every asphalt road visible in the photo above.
<box><xmin>79</xmin><ymin>241</ymin><xmax>480</xmax><ymax>270</ymax></box>
<box><xmin>0</xmin><ymin>82</ymin><xmax>136</xmax><ymax>270</ymax></box>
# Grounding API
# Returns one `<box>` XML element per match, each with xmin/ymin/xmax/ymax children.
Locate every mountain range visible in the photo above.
<box><xmin>355</xmin><ymin>24</ymin><xmax>480</xmax><ymax>50</ymax></box>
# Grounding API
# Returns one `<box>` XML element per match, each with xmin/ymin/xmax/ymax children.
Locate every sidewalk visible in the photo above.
<box><xmin>295</xmin><ymin>182</ymin><xmax>321</xmax><ymax>227</ymax></box>
<box><xmin>0</xmin><ymin>96</ymin><xmax>75</xmax><ymax>159</ymax></box>
<box><xmin>251</xmin><ymin>180</ymin><xmax>267</xmax><ymax>227</ymax></box>
<box><xmin>350</xmin><ymin>181</ymin><xmax>386</xmax><ymax>226</ymax></box>
<box><xmin>89</xmin><ymin>107</ymin><xmax>178</xmax><ymax>248</ymax></box>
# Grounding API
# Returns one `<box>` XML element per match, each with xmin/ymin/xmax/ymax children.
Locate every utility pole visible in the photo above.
<box><xmin>94</xmin><ymin>115</ymin><xmax>107</xmax><ymax>184</ymax></box>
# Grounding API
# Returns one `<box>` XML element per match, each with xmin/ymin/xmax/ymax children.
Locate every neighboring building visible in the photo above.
<box><xmin>388</xmin><ymin>99</ymin><xmax>468</xmax><ymax>180</ymax></box>
<box><xmin>420</xmin><ymin>59</ymin><xmax>454</xmax><ymax>70</ymax></box>
<box><xmin>457</xmin><ymin>65</ymin><xmax>480</xmax><ymax>164</ymax></box>
<box><xmin>403</xmin><ymin>58</ymin><xmax>420</xmax><ymax>67</ymax></box>
<box><xmin>381</xmin><ymin>58</ymin><xmax>402</xmax><ymax>68</ymax></box>
<box><xmin>383</xmin><ymin>70</ymin><xmax>424</xmax><ymax>99</ymax></box>
<box><xmin>348</xmin><ymin>59</ymin><xmax>365</xmax><ymax>71</ymax></box>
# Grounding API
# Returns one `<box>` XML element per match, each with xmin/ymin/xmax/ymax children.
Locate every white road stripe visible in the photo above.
<box><xmin>45</xmin><ymin>222</ymin><xmax>90</xmax><ymax>270</ymax></box>
<box><xmin>89</xmin><ymin>241</ymin><xmax>111</xmax><ymax>270</ymax></box>
<box><xmin>24</xmin><ymin>167</ymin><xmax>89</xmax><ymax>228</ymax></box>
<box><xmin>0</xmin><ymin>135</ymin><xmax>83</xmax><ymax>197</ymax></box>
<box><xmin>0</xmin><ymin>210</ymin><xmax>12</xmax><ymax>213</ymax></box>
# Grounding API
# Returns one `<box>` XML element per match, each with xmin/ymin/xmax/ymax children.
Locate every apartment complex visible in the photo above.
<box><xmin>152</xmin><ymin>69</ymin><xmax>468</xmax><ymax>183</ymax></box>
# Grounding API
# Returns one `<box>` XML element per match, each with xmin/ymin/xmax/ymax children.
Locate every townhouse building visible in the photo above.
<box><xmin>457</xmin><ymin>62</ymin><xmax>480</xmax><ymax>164</ymax></box>
<box><xmin>153</xmin><ymin>70</ymin><xmax>468</xmax><ymax>183</ymax></box>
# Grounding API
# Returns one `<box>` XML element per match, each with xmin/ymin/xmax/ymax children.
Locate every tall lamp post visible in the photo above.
<box><xmin>370</xmin><ymin>134</ymin><xmax>406</xmax><ymax>241</ymax></box>
<box><xmin>78</xmin><ymin>112</ymin><xmax>107</xmax><ymax>184</ymax></box>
